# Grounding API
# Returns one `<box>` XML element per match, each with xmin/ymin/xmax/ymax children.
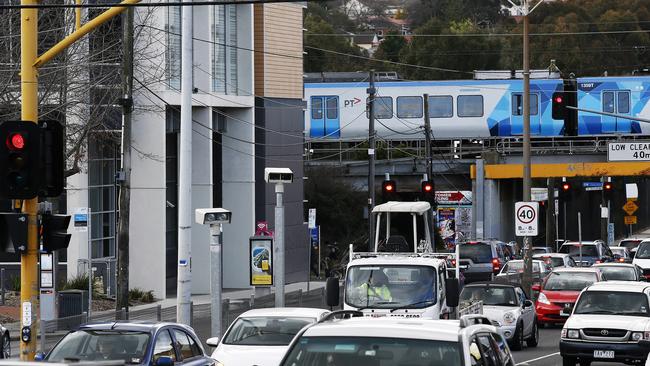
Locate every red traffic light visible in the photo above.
<box><xmin>384</xmin><ymin>183</ymin><xmax>394</xmax><ymax>192</ymax></box>
<box><xmin>382</xmin><ymin>180</ymin><xmax>396</xmax><ymax>195</ymax></box>
<box><xmin>554</xmin><ymin>96</ymin><xmax>564</xmax><ymax>104</ymax></box>
<box><xmin>562</xmin><ymin>183</ymin><xmax>571</xmax><ymax>191</ymax></box>
<box><xmin>6</xmin><ymin>133</ymin><xmax>25</xmax><ymax>150</ymax></box>
<box><xmin>423</xmin><ymin>183</ymin><xmax>433</xmax><ymax>192</ymax></box>
<box><xmin>604</xmin><ymin>182</ymin><xmax>613</xmax><ymax>190</ymax></box>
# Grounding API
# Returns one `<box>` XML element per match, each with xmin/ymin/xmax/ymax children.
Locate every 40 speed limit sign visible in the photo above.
<box><xmin>515</xmin><ymin>202</ymin><xmax>539</xmax><ymax>236</ymax></box>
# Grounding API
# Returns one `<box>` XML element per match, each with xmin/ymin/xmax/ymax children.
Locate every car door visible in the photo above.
<box><xmin>151</xmin><ymin>328</ymin><xmax>178</xmax><ymax>365</ymax></box>
<box><xmin>516</xmin><ymin>287</ymin><xmax>535</xmax><ymax>336</ymax></box>
<box><xmin>170</xmin><ymin>328</ymin><xmax>212</xmax><ymax>366</ymax></box>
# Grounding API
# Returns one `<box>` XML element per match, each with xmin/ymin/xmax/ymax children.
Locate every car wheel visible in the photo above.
<box><xmin>526</xmin><ymin>321</ymin><xmax>539</xmax><ymax>347</ymax></box>
<box><xmin>510</xmin><ymin>323</ymin><xmax>524</xmax><ymax>351</ymax></box>
<box><xmin>0</xmin><ymin>332</ymin><xmax>10</xmax><ymax>359</ymax></box>
<box><xmin>562</xmin><ymin>356</ymin><xmax>576</xmax><ymax>366</ymax></box>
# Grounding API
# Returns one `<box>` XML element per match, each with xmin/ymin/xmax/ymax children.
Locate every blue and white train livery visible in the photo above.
<box><xmin>304</xmin><ymin>76</ymin><xmax>650</xmax><ymax>140</ymax></box>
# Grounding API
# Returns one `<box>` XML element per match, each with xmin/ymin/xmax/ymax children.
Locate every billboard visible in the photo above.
<box><xmin>249</xmin><ymin>236</ymin><xmax>273</xmax><ymax>286</ymax></box>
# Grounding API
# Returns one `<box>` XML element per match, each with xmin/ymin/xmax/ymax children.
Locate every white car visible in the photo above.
<box><xmin>279</xmin><ymin>312</ymin><xmax>516</xmax><ymax>366</ymax></box>
<box><xmin>459</xmin><ymin>282</ymin><xmax>538</xmax><ymax>351</ymax></box>
<box><xmin>533</xmin><ymin>253</ymin><xmax>576</xmax><ymax>268</ymax></box>
<box><xmin>633</xmin><ymin>240</ymin><xmax>650</xmax><ymax>280</ymax></box>
<box><xmin>560</xmin><ymin>281</ymin><xmax>650</xmax><ymax>366</ymax></box>
<box><xmin>207</xmin><ymin>307</ymin><xmax>330</xmax><ymax>366</ymax></box>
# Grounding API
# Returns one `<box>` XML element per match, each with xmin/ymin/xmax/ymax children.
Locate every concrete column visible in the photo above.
<box><xmin>475</xmin><ymin>159</ymin><xmax>485</xmax><ymax>239</ymax></box>
<box><xmin>484</xmin><ymin>179</ymin><xmax>499</xmax><ymax>240</ymax></box>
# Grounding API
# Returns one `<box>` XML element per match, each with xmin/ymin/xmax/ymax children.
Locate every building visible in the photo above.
<box><xmin>66</xmin><ymin>2</ymin><xmax>307</xmax><ymax>299</ymax></box>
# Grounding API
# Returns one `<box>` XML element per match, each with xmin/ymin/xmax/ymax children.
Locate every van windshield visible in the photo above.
<box><xmin>282</xmin><ymin>337</ymin><xmax>461</xmax><ymax>366</ymax></box>
<box><xmin>459</xmin><ymin>243</ymin><xmax>492</xmax><ymax>263</ymax></box>
<box><xmin>345</xmin><ymin>265</ymin><xmax>436</xmax><ymax>309</ymax></box>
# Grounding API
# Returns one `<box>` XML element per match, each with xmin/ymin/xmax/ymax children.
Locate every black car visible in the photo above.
<box><xmin>39</xmin><ymin>322</ymin><xmax>213</xmax><ymax>366</ymax></box>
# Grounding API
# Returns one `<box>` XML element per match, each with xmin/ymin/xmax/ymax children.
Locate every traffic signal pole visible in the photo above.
<box><xmin>521</xmin><ymin>1</ymin><xmax>533</xmax><ymax>298</ymax></box>
<box><xmin>19</xmin><ymin>0</ymin><xmax>139</xmax><ymax>359</ymax></box>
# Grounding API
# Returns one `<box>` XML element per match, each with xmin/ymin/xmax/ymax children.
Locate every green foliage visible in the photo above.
<box><xmin>61</xmin><ymin>274</ymin><xmax>89</xmax><ymax>291</ymax></box>
<box><xmin>10</xmin><ymin>276</ymin><xmax>20</xmax><ymax>292</ymax></box>
<box><xmin>304</xmin><ymin>14</ymin><xmax>369</xmax><ymax>73</ymax></box>
<box><xmin>373</xmin><ymin>31</ymin><xmax>407</xmax><ymax>64</ymax></box>
<box><xmin>129</xmin><ymin>288</ymin><xmax>155</xmax><ymax>303</ymax></box>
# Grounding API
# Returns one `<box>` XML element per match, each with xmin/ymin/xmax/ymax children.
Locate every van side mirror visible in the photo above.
<box><xmin>445</xmin><ymin>278</ymin><xmax>460</xmax><ymax>308</ymax></box>
<box><xmin>34</xmin><ymin>352</ymin><xmax>45</xmax><ymax>361</ymax></box>
<box><xmin>326</xmin><ymin>277</ymin><xmax>340</xmax><ymax>308</ymax></box>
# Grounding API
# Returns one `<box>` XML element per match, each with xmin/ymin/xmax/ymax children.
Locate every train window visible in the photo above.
<box><xmin>397</xmin><ymin>96</ymin><xmax>423</xmax><ymax>118</ymax></box>
<box><xmin>326</xmin><ymin>97</ymin><xmax>338</xmax><ymax>119</ymax></box>
<box><xmin>428</xmin><ymin>96</ymin><xmax>453</xmax><ymax>118</ymax></box>
<box><xmin>511</xmin><ymin>93</ymin><xmax>539</xmax><ymax>116</ymax></box>
<box><xmin>311</xmin><ymin>97</ymin><xmax>323</xmax><ymax>120</ymax></box>
<box><xmin>618</xmin><ymin>91</ymin><xmax>630</xmax><ymax>113</ymax></box>
<box><xmin>367</xmin><ymin>96</ymin><xmax>393</xmax><ymax>119</ymax></box>
<box><xmin>458</xmin><ymin>95</ymin><xmax>483</xmax><ymax>117</ymax></box>
<box><xmin>603</xmin><ymin>91</ymin><xmax>615</xmax><ymax>113</ymax></box>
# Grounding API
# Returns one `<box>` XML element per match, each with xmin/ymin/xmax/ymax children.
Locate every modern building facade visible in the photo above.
<box><xmin>66</xmin><ymin>2</ymin><xmax>308</xmax><ymax>299</ymax></box>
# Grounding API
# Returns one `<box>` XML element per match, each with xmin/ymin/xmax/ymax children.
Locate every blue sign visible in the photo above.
<box><xmin>582</xmin><ymin>182</ymin><xmax>603</xmax><ymax>188</ymax></box>
<box><xmin>309</xmin><ymin>227</ymin><xmax>319</xmax><ymax>244</ymax></box>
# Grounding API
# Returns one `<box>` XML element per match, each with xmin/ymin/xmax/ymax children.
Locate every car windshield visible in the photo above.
<box><xmin>635</xmin><ymin>243</ymin><xmax>650</xmax><ymax>259</ymax></box>
<box><xmin>574</xmin><ymin>291</ymin><xmax>649</xmax><ymax>316</ymax></box>
<box><xmin>536</xmin><ymin>256</ymin><xmax>565</xmax><ymax>268</ymax></box>
<box><xmin>281</xmin><ymin>336</ymin><xmax>462</xmax><ymax>366</ymax></box>
<box><xmin>223</xmin><ymin>316</ymin><xmax>314</xmax><ymax>346</ymax></box>
<box><xmin>598</xmin><ymin>266</ymin><xmax>637</xmax><ymax>281</ymax></box>
<box><xmin>544</xmin><ymin>272</ymin><xmax>598</xmax><ymax>291</ymax></box>
<box><xmin>559</xmin><ymin>244</ymin><xmax>599</xmax><ymax>257</ymax></box>
<box><xmin>46</xmin><ymin>330</ymin><xmax>150</xmax><ymax>363</ymax></box>
<box><xmin>459</xmin><ymin>286</ymin><xmax>518</xmax><ymax>306</ymax></box>
<box><xmin>502</xmin><ymin>261</ymin><xmax>541</xmax><ymax>273</ymax></box>
<box><xmin>345</xmin><ymin>265</ymin><xmax>436</xmax><ymax>309</ymax></box>
<box><xmin>459</xmin><ymin>243</ymin><xmax>492</xmax><ymax>263</ymax></box>
<box><xmin>611</xmin><ymin>248</ymin><xmax>627</xmax><ymax>256</ymax></box>
<box><xmin>620</xmin><ymin>240</ymin><xmax>643</xmax><ymax>250</ymax></box>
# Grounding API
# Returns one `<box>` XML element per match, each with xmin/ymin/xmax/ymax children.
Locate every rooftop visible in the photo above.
<box><xmin>586</xmin><ymin>281</ymin><xmax>650</xmax><ymax>293</ymax></box>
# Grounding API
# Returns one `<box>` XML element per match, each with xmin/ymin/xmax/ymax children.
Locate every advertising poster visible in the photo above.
<box><xmin>438</xmin><ymin>208</ymin><xmax>456</xmax><ymax>249</ymax></box>
<box><xmin>435</xmin><ymin>190</ymin><xmax>472</xmax><ymax>249</ymax></box>
<box><xmin>249</xmin><ymin>237</ymin><xmax>273</xmax><ymax>286</ymax></box>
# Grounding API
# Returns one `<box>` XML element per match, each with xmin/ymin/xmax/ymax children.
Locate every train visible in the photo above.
<box><xmin>304</xmin><ymin>75</ymin><xmax>650</xmax><ymax>140</ymax></box>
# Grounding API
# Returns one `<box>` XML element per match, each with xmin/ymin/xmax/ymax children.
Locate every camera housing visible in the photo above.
<box><xmin>264</xmin><ymin>167</ymin><xmax>293</xmax><ymax>184</ymax></box>
<box><xmin>195</xmin><ymin>208</ymin><xmax>232</xmax><ymax>225</ymax></box>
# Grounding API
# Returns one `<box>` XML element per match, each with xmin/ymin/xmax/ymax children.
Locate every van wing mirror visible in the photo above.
<box><xmin>445</xmin><ymin>278</ymin><xmax>460</xmax><ymax>308</ymax></box>
<box><xmin>326</xmin><ymin>277</ymin><xmax>340</xmax><ymax>308</ymax></box>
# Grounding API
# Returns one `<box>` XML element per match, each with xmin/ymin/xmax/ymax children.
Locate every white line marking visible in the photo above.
<box><xmin>516</xmin><ymin>352</ymin><xmax>560</xmax><ymax>365</ymax></box>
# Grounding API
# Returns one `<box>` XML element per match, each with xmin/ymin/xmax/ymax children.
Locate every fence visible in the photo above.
<box><xmin>36</xmin><ymin>286</ymin><xmax>333</xmax><ymax>353</ymax></box>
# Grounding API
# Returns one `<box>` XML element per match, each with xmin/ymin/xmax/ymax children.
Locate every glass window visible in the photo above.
<box><xmin>397</xmin><ymin>96</ymin><xmax>423</xmax><ymax>118</ymax></box>
<box><xmin>281</xmin><ymin>337</ymin><xmax>462</xmax><ymax>366</ymax></box>
<box><xmin>166</xmin><ymin>2</ymin><xmax>181</xmax><ymax>90</ymax></box>
<box><xmin>543</xmin><ymin>272</ymin><xmax>598</xmax><ymax>291</ymax></box>
<box><xmin>212</xmin><ymin>5</ymin><xmax>237</xmax><ymax>93</ymax></box>
<box><xmin>618</xmin><ymin>91</ymin><xmax>630</xmax><ymax>113</ymax></box>
<box><xmin>598</xmin><ymin>266</ymin><xmax>637</xmax><ymax>281</ymax></box>
<box><xmin>501</xmin><ymin>261</ymin><xmax>541</xmax><ymax>273</ymax></box>
<box><xmin>459</xmin><ymin>243</ymin><xmax>492</xmax><ymax>263</ymax></box>
<box><xmin>428</xmin><ymin>96</ymin><xmax>453</xmax><ymax>118</ymax></box>
<box><xmin>477</xmin><ymin>335</ymin><xmax>499</xmax><ymax>366</ymax></box>
<box><xmin>458</xmin><ymin>95</ymin><xmax>483</xmax><ymax>117</ymax></box>
<box><xmin>46</xmin><ymin>330</ymin><xmax>150</xmax><ymax>363</ymax></box>
<box><xmin>620</xmin><ymin>239</ymin><xmax>643</xmax><ymax>250</ymax></box>
<box><xmin>603</xmin><ymin>91</ymin><xmax>615</xmax><ymax>113</ymax></box>
<box><xmin>574</xmin><ymin>291</ymin><xmax>648</xmax><ymax>316</ymax></box>
<box><xmin>558</xmin><ymin>244</ymin><xmax>599</xmax><ymax>257</ymax></box>
<box><xmin>326</xmin><ymin>97</ymin><xmax>338</xmax><ymax>119</ymax></box>
<box><xmin>153</xmin><ymin>330</ymin><xmax>176</xmax><ymax>362</ymax></box>
<box><xmin>460</xmin><ymin>285</ymin><xmax>517</xmax><ymax>306</ymax></box>
<box><xmin>511</xmin><ymin>93</ymin><xmax>538</xmax><ymax>116</ymax></box>
<box><xmin>370</xmin><ymin>96</ymin><xmax>393</xmax><ymax>119</ymax></box>
<box><xmin>311</xmin><ymin>98</ymin><xmax>323</xmax><ymax>120</ymax></box>
<box><xmin>172</xmin><ymin>329</ymin><xmax>195</xmax><ymax>360</ymax></box>
<box><xmin>223</xmin><ymin>317</ymin><xmax>315</xmax><ymax>346</ymax></box>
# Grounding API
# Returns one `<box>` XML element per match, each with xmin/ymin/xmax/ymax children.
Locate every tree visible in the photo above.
<box><xmin>304</xmin><ymin>14</ymin><xmax>369</xmax><ymax>72</ymax></box>
<box><xmin>374</xmin><ymin>31</ymin><xmax>407</xmax><ymax>64</ymax></box>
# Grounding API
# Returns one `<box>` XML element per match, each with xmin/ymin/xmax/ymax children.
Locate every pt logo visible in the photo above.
<box><xmin>344</xmin><ymin>97</ymin><xmax>361</xmax><ymax>107</ymax></box>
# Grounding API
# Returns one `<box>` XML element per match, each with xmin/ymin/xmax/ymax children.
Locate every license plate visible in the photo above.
<box><xmin>594</xmin><ymin>350</ymin><xmax>614</xmax><ymax>359</ymax></box>
<box><xmin>559</xmin><ymin>310</ymin><xmax>570</xmax><ymax>317</ymax></box>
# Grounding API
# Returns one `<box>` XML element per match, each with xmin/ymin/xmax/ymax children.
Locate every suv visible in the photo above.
<box><xmin>279</xmin><ymin>312</ymin><xmax>516</xmax><ymax>366</ymax></box>
<box><xmin>558</xmin><ymin>241</ymin><xmax>613</xmax><ymax>267</ymax></box>
<box><xmin>619</xmin><ymin>238</ymin><xmax>647</xmax><ymax>259</ymax></box>
<box><xmin>460</xmin><ymin>282</ymin><xmax>538</xmax><ymax>351</ymax></box>
<box><xmin>459</xmin><ymin>240</ymin><xmax>509</xmax><ymax>283</ymax></box>
<box><xmin>560</xmin><ymin>281</ymin><xmax>650</xmax><ymax>366</ymax></box>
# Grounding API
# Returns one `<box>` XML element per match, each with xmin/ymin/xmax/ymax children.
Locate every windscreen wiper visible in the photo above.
<box><xmin>358</xmin><ymin>301</ymin><xmax>399</xmax><ymax>311</ymax></box>
<box><xmin>390</xmin><ymin>299</ymin><xmax>436</xmax><ymax>313</ymax></box>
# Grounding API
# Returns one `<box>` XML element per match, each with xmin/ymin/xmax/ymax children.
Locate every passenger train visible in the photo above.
<box><xmin>304</xmin><ymin>76</ymin><xmax>650</xmax><ymax>140</ymax></box>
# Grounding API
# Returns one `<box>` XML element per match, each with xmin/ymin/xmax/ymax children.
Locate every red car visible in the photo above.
<box><xmin>533</xmin><ymin>267</ymin><xmax>603</xmax><ymax>325</ymax></box>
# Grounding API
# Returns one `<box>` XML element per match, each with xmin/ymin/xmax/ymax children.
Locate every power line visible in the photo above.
<box><xmin>306</xmin><ymin>29</ymin><xmax>650</xmax><ymax>38</ymax></box>
<box><xmin>0</xmin><ymin>0</ymin><xmax>312</xmax><ymax>9</ymax></box>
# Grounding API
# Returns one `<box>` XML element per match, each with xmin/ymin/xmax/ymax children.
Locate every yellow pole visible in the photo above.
<box><xmin>75</xmin><ymin>0</ymin><xmax>82</xmax><ymax>30</ymax></box>
<box><xmin>20</xmin><ymin>0</ymin><xmax>39</xmax><ymax>360</ymax></box>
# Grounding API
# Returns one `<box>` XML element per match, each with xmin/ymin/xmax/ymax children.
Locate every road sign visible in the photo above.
<box><xmin>608</xmin><ymin>141</ymin><xmax>650</xmax><ymax>161</ymax></box>
<box><xmin>515</xmin><ymin>202</ymin><xmax>539</xmax><ymax>236</ymax></box>
<box><xmin>607</xmin><ymin>223</ymin><xmax>615</xmax><ymax>246</ymax></box>
<box><xmin>308</xmin><ymin>208</ymin><xmax>316</xmax><ymax>229</ymax></box>
<box><xmin>582</xmin><ymin>182</ymin><xmax>603</xmax><ymax>191</ymax></box>
<box><xmin>623</xmin><ymin>200</ymin><xmax>639</xmax><ymax>216</ymax></box>
<box><xmin>73</xmin><ymin>207</ymin><xmax>88</xmax><ymax>232</ymax></box>
<box><xmin>530</xmin><ymin>188</ymin><xmax>548</xmax><ymax>201</ymax></box>
<box><xmin>625</xmin><ymin>216</ymin><xmax>637</xmax><ymax>225</ymax></box>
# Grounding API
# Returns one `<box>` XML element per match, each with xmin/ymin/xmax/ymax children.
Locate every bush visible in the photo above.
<box><xmin>129</xmin><ymin>288</ymin><xmax>155</xmax><ymax>303</ymax></box>
<box><xmin>140</xmin><ymin>291</ymin><xmax>155</xmax><ymax>303</ymax></box>
<box><xmin>10</xmin><ymin>276</ymin><xmax>20</xmax><ymax>292</ymax></box>
<box><xmin>61</xmin><ymin>274</ymin><xmax>90</xmax><ymax>291</ymax></box>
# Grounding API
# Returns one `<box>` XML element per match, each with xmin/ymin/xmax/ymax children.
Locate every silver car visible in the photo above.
<box><xmin>459</xmin><ymin>283</ymin><xmax>538</xmax><ymax>351</ymax></box>
<box><xmin>533</xmin><ymin>253</ymin><xmax>576</xmax><ymax>268</ymax></box>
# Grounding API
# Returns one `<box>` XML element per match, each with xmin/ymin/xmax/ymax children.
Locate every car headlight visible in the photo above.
<box><xmin>632</xmin><ymin>332</ymin><xmax>644</xmax><ymax>341</ymax></box>
<box><xmin>537</xmin><ymin>292</ymin><xmax>551</xmax><ymax>305</ymax></box>
<box><xmin>503</xmin><ymin>312</ymin><xmax>516</xmax><ymax>325</ymax></box>
<box><xmin>561</xmin><ymin>328</ymin><xmax>580</xmax><ymax>339</ymax></box>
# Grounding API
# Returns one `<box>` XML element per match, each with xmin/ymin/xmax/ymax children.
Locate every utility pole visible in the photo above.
<box><xmin>116</xmin><ymin>6</ymin><xmax>134</xmax><ymax>314</ymax></box>
<box><xmin>600</xmin><ymin>177</ymin><xmax>607</xmax><ymax>242</ymax></box>
<box><xmin>20</xmin><ymin>0</ymin><xmax>39</xmax><ymax>358</ymax></box>
<box><xmin>520</xmin><ymin>0</ymin><xmax>533</xmax><ymax>297</ymax></box>
<box><xmin>546</xmin><ymin>178</ymin><xmax>555</xmax><ymax>248</ymax></box>
<box><xmin>177</xmin><ymin>0</ymin><xmax>193</xmax><ymax>326</ymax></box>
<box><xmin>423</xmin><ymin>94</ymin><xmax>432</xmax><ymax>181</ymax></box>
<box><xmin>367</xmin><ymin>71</ymin><xmax>376</xmax><ymax>250</ymax></box>
<box><xmin>274</xmin><ymin>183</ymin><xmax>285</xmax><ymax>307</ymax></box>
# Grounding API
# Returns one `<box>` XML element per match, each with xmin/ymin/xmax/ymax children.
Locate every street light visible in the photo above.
<box><xmin>264</xmin><ymin>167</ymin><xmax>294</xmax><ymax>307</ymax></box>
<box><xmin>195</xmin><ymin>207</ymin><xmax>231</xmax><ymax>338</ymax></box>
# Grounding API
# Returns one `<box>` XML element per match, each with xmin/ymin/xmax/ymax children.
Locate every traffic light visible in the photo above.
<box><xmin>559</xmin><ymin>181</ymin><xmax>573</xmax><ymax>201</ymax></box>
<box><xmin>552</xmin><ymin>92</ymin><xmax>566</xmax><ymax>120</ymax></box>
<box><xmin>421</xmin><ymin>180</ymin><xmax>435</xmax><ymax>201</ymax></box>
<box><xmin>41</xmin><ymin>213</ymin><xmax>71</xmax><ymax>253</ymax></box>
<box><xmin>39</xmin><ymin>121</ymin><xmax>65</xmax><ymax>197</ymax></box>
<box><xmin>603</xmin><ymin>181</ymin><xmax>613</xmax><ymax>201</ymax></box>
<box><xmin>0</xmin><ymin>213</ymin><xmax>28</xmax><ymax>254</ymax></box>
<box><xmin>0</xmin><ymin>121</ymin><xmax>41</xmax><ymax>199</ymax></box>
<box><xmin>561</xmin><ymin>80</ymin><xmax>578</xmax><ymax>136</ymax></box>
<box><xmin>382</xmin><ymin>179</ymin><xmax>397</xmax><ymax>200</ymax></box>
